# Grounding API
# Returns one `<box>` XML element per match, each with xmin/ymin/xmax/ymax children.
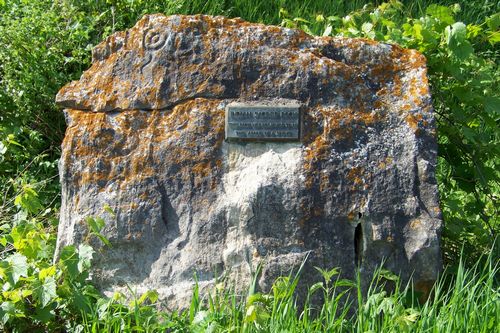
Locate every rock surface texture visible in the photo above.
<box><xmin>56</xmin><ymin>14</ymin><xmax>442</xmax><ymax>308</ymax></box>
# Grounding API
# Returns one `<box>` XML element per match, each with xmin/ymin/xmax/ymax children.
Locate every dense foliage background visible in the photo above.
<box><xmin>0</xmin><ymin>0</ymin><xmax>498</xmax><ymax>331</ymax></box>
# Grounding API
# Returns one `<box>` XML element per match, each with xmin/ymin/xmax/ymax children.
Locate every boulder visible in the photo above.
<box><xmin>56</xmin><ymin>14</ymin><xmax>442</xmax><ymax>308</ymax></box>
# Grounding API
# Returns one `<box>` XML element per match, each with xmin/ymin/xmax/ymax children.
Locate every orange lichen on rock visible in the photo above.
<box><xmin>61</xmin><ymin>98</ymin><xmax>225</xmax><ymax>193</ymax></box>
<box><xmin>348</xmin><ymin>167</ymin><xmax>365</xmax><ymax>186</ymax></box>
<box><xmin>405</xmin><ymin>112</ymin><xmax>428</xmax><ymax>135</ymax></box>
<box><xmin>55</xmin><ymin>14</ymin><xmax>441</xmax><ymax>310</ymax></box>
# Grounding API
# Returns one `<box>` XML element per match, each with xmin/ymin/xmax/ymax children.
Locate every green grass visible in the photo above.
<box><xmin>73</xmin><ymin>253</ymin><xmax>499</xmax><ymax>332</ymax></box>
<box><xmin>70</xmin><ymin>0</ymin><xmax>499</xmax><ymax>39</ymax></box>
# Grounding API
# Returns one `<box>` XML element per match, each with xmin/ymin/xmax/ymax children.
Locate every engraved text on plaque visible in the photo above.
<box><xmin>225</xmin><ymin>102</ymin><xmax>300</xmax><ymax>141</ymax></box>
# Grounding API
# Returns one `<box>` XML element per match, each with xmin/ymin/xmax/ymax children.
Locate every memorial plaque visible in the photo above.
<box><xmin>225</xmin><ymin>102</ymin><xmax>301</xmax><ymax>141</ymax></box>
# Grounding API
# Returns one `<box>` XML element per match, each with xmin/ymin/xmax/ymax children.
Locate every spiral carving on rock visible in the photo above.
<box><xmin>143</xmin><ymin>28</ymin><xmax>167</xmax><ymax>51</ymax></box>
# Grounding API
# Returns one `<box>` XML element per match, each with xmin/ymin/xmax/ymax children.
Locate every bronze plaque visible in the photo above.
<box><xmin>225</xmin><ymin>102</ymin><xmax>300</xmax><ymax>141</ymax></box>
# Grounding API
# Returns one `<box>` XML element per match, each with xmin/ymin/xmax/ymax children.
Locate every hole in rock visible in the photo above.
<box><xmin>354</xmin><ymin>222</ymin><xmax>363</xmax><ymax>268</ymax></box>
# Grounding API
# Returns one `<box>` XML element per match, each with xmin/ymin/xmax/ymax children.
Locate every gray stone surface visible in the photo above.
<box><xmin>55</xmin><ymin>14</ymin><xmax>442</xmax><ymax>308</ymax></box>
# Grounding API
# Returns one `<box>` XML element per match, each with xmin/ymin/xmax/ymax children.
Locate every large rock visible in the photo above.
<box><xmin>55</xmin><ymin>14</ymin><xmax>442</xmax><ymax>308</ymax></box>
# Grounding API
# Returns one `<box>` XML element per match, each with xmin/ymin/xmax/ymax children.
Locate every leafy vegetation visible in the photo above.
<box><xmin>0</xmin><ymin>0</ymin><xmax>498</xmax><ymax>331</ymax></box>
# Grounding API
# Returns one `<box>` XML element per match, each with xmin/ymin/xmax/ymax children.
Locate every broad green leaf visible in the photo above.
<box><xmin>484</xmin><ymin>97</ymin><xmax>500</xmax><ymax>114</ymax></box>
<box><xmin>85</xmin><ymin>216</ymin><xmax>105</xmax><ymax>233</ymax></box>
<box><xmin>77</xmin><ymin>244</ymin><xmax>94</xmax><ymax>273</ymax></box>
<box><xmin>0</xmin><ymin>142</ymin><xmax>6</xmax><ymax>155</ymax></box>
<box><xmin>278</xmin><ymin>7</ymin><xmax>288</xmax><ymax>19</ymax></box>
<box><xmin>69</xmin><ymin>287</ymin><xmax>92</xmax><ymax>313</ymax></box>
<box><xmin>362</xmin><ymin>22</ymin><xmax>375</xmax><ymax>38</ymax></box>
<box><xmin>244</xmin><ymin>303</ymin><xmax>269</xmax><ymax>325</ymax></box>
<box><xmin>462</xmin><ymin>127</ymin><xmax>478</xmax><ymax>142</ymax></box>
<box><xmin>10</xmin><ymin>225</ymin><xmax>26</xmax><ymax>247</ymax></box>
<box><xmin>95</xmin><ymin>232</ymin><xmax>111</xmax><ymax>247</ymax></box>
<box><xmin>136</xmin><ymin>289</ymin><xmax>159</xmax><ymax>306</ymax></box>
<box><xmin>377</xmin><ymin>296</ymin><xmax>396</xmax><ymax>315</ymax></box>
<box><xmin>381</xmin><ymin>18</ymin><xmax>395</xmax><ymax>28</ymax></box>
<box><xmin>85</xmin><ymin>217</ymin><xmax>111</xmax><ymax>246</ymax></box>
<box><xmin>59</xmin><ymin>245</ymin><xmax>79</xmax><ymax>278</ymax></box>
<box><xmin>96</xmin><ymin>298</ymin><xmax>112</xmax><ymax>319</ymax></box>
<box><xmin>293</xmin><ymin>17</ymin><xmax>310</xmax><ymax>24</ymax></box>
<box><xmin>33</xmin><ymin>276</ymin><xmax>57</xmax><ymax>307</ymax></box>
<box><xmin>301</xmin><ymin>24</ymin><xmax>313</xmax><ymax>36</ymax></box>
<box><xmin>426</xmin><ymin>4</ymin><xmax>455</xmax><ymax>25</ymax></box>
<box><xmin>34</xmin><ymin>240</ymin><xmax>52</xmax><ymax>260</ymax></box>
<box><xmin>0</xmin><ymin>301</ymin><xmax>16</xmax><ymax>324</ymax></box>
<box><xmin>315</xmin><ymin>266</ymin><xmax>340</xmax><ymax>283</ymax></box>
<box><xmin>5</xmin><ymin>134</ymin><xmax>22</xmax><ymax>147</ymax></box>
<box><xmin>378</xmin><ymin>269</ymin><xmax>399</xmax><ymax>281</ymax></box>
<box><xmin>487</xmin><ymin>31</ymin><xmax>500</xmax><ymax>45</ymax></box>
<box><xmin>413</xmin><ymin>23</ymin><xmax>424</xmax><ymax>40</ymax></box>
<box><xmin>445</xmin><ymin>22</ymin><xmax>467</xmax><ymax>44</ymax></box>
<box><xmin>347</xmin><ymin>27</ymin><xmax>360</xmax><ymax>36</ymax></box>
<box><xmin>323</xmin><ymin>25</ymin><xmax>332</xmax><ymax>37</ymax></box>
<box><xmin>192</xmin><ymin>310</ymin><xmax>209</xmax><ymax>325</ymax></box>
<box><xmin>0</xmin><ymin>260</ymin><xmax>8</xmax><ymax>280</ymax></box>
<box><xmin>399</xmin><ymin>308</ymin><xmax>421</xmax><ymax>325</ymax></box>
<box><xmin>39</xmin><ymin>266</ymin><xmax>56</xmax><ymax>280</ymax></box>
<box><xmin>445</xmin><ymin>22</ymin><xmax>473</xmax><ymax>59</ymax></box>
<box><xmin>21</xmin><ymin>289</ymin><xmax>32</xmax><ymax>298</ymax></box>
<box><xmin>364</xmin><ymin>291</ymin><xmax>386</xmax><ymax>312</ymax></box>
<box><xmin>2</xmin><ymin>290</ymin><xmax>23</xmax><ymax>303</ymax></box>
<box><xmin>467</xmin><ymin>24</ymin><xmax>482</xmax><ymax>38</ymax></box>
<box><xmin>326</xmin><ymin>15</ymin><xmax>340</xmax><ymax>23</ymax></box>
<box><xmin>14</xmin><ymin>186</ymin><xmax>42</xmax><ymax>214</ymax></box>
<box><xmin>112</xmin><ymin>291</ymin><xmax>125</xmax><ymax>301</ymax></box>
<box><xmin>245</xmin><ymin>304</ymin><xmax>257</xmax><ymax>322</ymax></box>
<box><xmin>8</xmin><ymin>253</ymin><xmax>28</xmax><ymax>284</ymax></box>
<box><xmin>486</xmin><ymin>13</ymin><xmax>500</xmax><ymax>30</ymax></box>
<box><xmin>34</xmin><ymin>305</ymin><xmax>55</xmax><ymax>324</ymax></box>
<box><xmin>246</xmin><ymin>293</ymin><xmax>266</xmax><ymax>306</ymax></box>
